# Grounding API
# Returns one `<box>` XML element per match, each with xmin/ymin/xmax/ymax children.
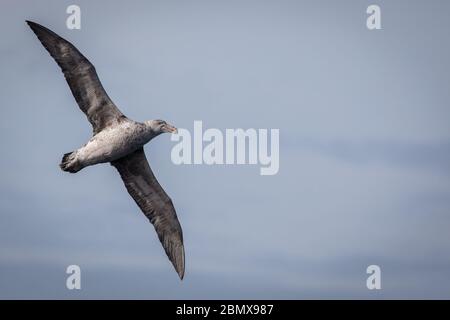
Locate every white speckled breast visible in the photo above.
<box><xmin>77</xmin><ymin>120</ymin><xmax>154</xmax><ymax>166</ymax></box>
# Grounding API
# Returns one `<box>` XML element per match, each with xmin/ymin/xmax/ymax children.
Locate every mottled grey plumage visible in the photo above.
<box><xmin>27</xmin><ymin>20</ymin><xmax>185</xmax><ymax>279</ymax></box>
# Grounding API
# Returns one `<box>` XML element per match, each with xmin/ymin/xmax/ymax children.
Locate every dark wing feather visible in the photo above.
<box><xmin>26</xmin><ymin>20</ymin><xmax>125</xmax><ymax>134</ymax></box>
<box><xmin>111</xmin><ymin>148</ymin><xmax>185</xmax><ymax>279</ymax></box>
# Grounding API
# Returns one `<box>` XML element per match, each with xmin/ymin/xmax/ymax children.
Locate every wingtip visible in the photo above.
<box><xmin>26</xmin><ymin>20</ymin><xmax>46</xmax><ymax>33</ymax></box>
<box><xmin>177</xmin><ymin>260</ymin><xmax>185</xmax><ymax>280</ymax></box>
<box><xmin>26</xmin><ymin>20</ymin><xmax>39</xmax><ymax>32</ymax></box>
<box><xmin>175</xmin><ymin>244</ymin><xmax>185</xmax><ymax>280</ymax></box>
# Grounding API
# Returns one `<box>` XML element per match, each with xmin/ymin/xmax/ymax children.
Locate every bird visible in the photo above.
<box><xmin>26</xmin><ymin>20</ymin><xmax>185</xmax><ymax>279</ymax></box>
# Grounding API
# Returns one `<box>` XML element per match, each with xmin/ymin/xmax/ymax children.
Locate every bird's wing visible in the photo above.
<box><xmin>27</xmin><ymin>20</ymin><xmax>125</xmax><ymax>134</ymax></box>
<box><xmin>111</xmin><ymin>148</ymin><xmax>185</xmax><ymax>279</ymax></box>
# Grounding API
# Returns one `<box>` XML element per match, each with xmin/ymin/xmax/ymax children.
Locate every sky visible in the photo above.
<box><xmin>1</xmin><ymin>0</ymin><xmax>450</xmax><ymax>299</ymax></box>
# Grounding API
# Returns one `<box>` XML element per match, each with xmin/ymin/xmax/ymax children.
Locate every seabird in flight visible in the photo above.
<box><xmin>27</xmin><ymin>20</ymin><xmax>185</xmax><ymax>279</ymax></box>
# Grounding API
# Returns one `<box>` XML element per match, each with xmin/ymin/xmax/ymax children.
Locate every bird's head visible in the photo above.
<box><xmin>145</xmin><ymin>119</ymin><xmax>178</xmax><ymax>135</ymax></box>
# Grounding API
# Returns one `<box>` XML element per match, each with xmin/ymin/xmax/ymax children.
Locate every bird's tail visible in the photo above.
<box><xmin>60</xmin><ymin>151</ymin><xmax>82</xmax><ymax>173</ymax></box>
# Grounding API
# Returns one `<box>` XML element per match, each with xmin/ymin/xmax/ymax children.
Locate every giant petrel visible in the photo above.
<box><xmin>27</xmin><ymin>21</ymin><xmax>185</xmax><ymax>279</ymax></box>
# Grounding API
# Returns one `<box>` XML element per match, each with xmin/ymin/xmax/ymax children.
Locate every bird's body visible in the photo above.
<box><xmin>62</xmin><ymin>119</ymin><xmax>156</xmax><ymax>172</ymax></box>
<box><xmin>27</xmin><ymin>20</ymin><xmax>185</xmax><ymax>279</ymax></box>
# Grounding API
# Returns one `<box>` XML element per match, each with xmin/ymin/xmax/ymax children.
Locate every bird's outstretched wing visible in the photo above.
<box><xmin>111</xmin><ymin>148</ymin><xmax>185</xmax><ymax>279</ymax></box>
<box><xmin>27</xmin><ymin>20</ymin><xmax>125</xmax><ymax>134</ymax></box>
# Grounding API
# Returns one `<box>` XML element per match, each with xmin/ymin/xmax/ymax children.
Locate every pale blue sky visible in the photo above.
<box><xmin>1</xmin><ymin>0</ymin><xmax>450</xmax><ymax>298</ymax></box>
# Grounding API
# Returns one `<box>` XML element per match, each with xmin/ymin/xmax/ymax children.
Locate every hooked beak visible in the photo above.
<box><xmin>163</xmin><ymin>123</ymin><xmax>178</xmax><ymax>134</ymax></box>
